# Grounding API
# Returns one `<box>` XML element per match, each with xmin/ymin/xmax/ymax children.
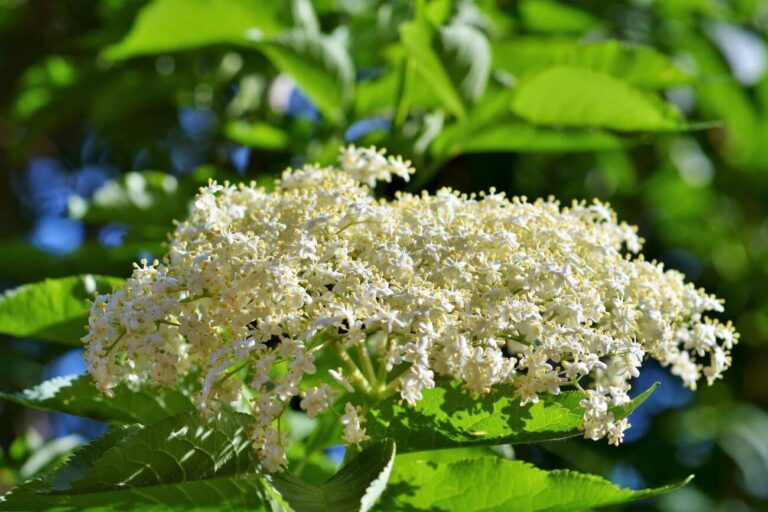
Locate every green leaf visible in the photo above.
<box><xmin>226</xmin><ymin>120</ymin><xmax>291</xmax><ymax>150</ymax></box>
<box><xmin>366</xmin><ymin>381</ymin><xmax>657</xmax><ymax>453</ymax></box>
<box><xmin>511</xmin><ymin>67</ymin><xmax>686</xmax><ymax>132</ymax></box>
<box><xmin>519</xmin><ymin>0</ymin><xmax>601</xmax><ymax>34</ymax></box>
<box><xmin>377</xmin><ymin>453</ymin><xmax>692</xmax><ymax>511</ymax></box>
<box><xmin>0</xmin><ymin>374</ymin><xmax>195</xmax><ymax>424</ymax></box>
<box><xmin>255</xmin><ymin>29</ymin><xmax>355</xmax><ymax>122</ymax></box>
<box><xmin>105</xmin><ymin>0</ymin><xmax>283</xmax><ymax>60</ymax></box>
<box><xmin>493</xmin><ymin>38</ymin><xmax>691</xmax><ymax>89</ymax></box>
<box><xmin>400</xmin><ymin>17</ymin><xmax>491</xmax><ymax>118</ymax></box>
<box><xmin>0</xmin><ymin>412</ymin><xmax>280</xmax><ymax>511</ymax></box>
<box><xmin>433</xmin><ymin>122</ymin><xmax>625</xmax><ymax>158</ymax></box>
<box><xmin>0</xmin><ymin>275</ymin><xmax>123</xmax><ymax>345</ymax></box>
<box><xmin>437</xmin><ymin>23</ymin><xmax>492</xmax><ymax>103</ymax></box>
<box><xmin>272</xmin><ymin>440</ymin><xmax>396</xmax><ymax>512</ymax></box>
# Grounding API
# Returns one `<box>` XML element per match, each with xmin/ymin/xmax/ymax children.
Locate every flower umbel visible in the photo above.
<box><xmin>84</xmin><ymin>145</ymin><xmax>738</xmax><ymax>471</ymax></box>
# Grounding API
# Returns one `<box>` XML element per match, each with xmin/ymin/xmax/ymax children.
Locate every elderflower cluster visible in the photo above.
<box><xmin>83</xmin><ymin>145</ymin><xmax>738</xmax><ymax>471</ymax></box>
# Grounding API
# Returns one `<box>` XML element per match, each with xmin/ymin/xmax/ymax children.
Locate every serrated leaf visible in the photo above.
<box><xmin>272</xmin><ymin>440</ymin><xmax>396</xmax><ymax>512</ymax></box>
<box><xmin>255</xmin><ymin>29</ymin><xmax>355</xmax><ymax>122</ymax></box>
<box><xmin>377</xmin><ymin>454</ymin><xmax>691</xmax><ymax>511</ymax></box>
<box><xmin>104</xmin><ymin>0</ymin><xmax>283</xmax><ymax>60</ymax></box>
<box><xmin>0</xmin><ymin>374</ymin><xmax>195</xmax><ymax>424</ymax></box>
<box><xmin>400</xmin><ymin>17</ymin><xmax>490</xmax><ymax>118</ymax></box>
<box><xmin>366</xmin><ymin>381</ymin><xmax>656</xmax><ymax>453</ymax></box>
<box><xmin>0</xmin><ymin>275</ymin><xmax>123</xmax><ymax>345</ymax></box>
<box><xmin>493</xmin><ymin>38</ymin><xmax>691</xmax><ymax>89</ymax></box>
<box><xmin>511</xmin><ymin>67</ymin><xmax>686</xmax><ymax>132</ymax></box>
<box><xmin>0</xmin><ymin>412</ymin><xmax>279</xmax><ymax>511</ymax></box>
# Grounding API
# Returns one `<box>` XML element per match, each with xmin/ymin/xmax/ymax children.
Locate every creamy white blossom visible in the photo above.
<box><xmin>83</xmin><ymin>145</ymin><xmax>738</xmax><ymax>471</ymax></box>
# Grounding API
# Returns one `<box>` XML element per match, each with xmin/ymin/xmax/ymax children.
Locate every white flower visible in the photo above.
<box><xmin>607</xmin><ymin>418</ymin><xmax>630</xmax><ymax>446</ymax></box>
<box><xmin>83</xmin><ymin>146</ymin><xmax>738</xmax><ymax>470</ymax></box>
<box><xmin>300</xmin><ymin>384</ymin><xmax>337</xmax><ymax>418</ymax></box>
<box><xmin>340</xmin><ymin>402</ymin><xmax>370</xmax><ymax>449</ymax></box>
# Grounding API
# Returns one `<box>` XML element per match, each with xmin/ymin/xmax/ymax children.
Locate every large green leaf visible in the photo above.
<box><xmin>366</xmin><ymin>381</ymin><xmax>657</xmax><ymax>453</ymax></box>
<box><xmin>511</xmin><ymin>67</ymin><xmax>686</xmax><ymax>132</ymax></box>
<box><xmin>0</xmin><ymin>374</ymin><xmax>195</xmax><ymax>424</ymax></box>
<box><xmin>0</xmin><ymin>275</ymin><xmax>123</xmax><ymax>345</ymax></box>
<box><xmin>400</xmin><ymin>17</ymin><xmax>491</xmax><ymax>118</ymax></box>
<box><xmin>105</xmin><ymin>0</ymin><xmax>283</xmax><ymax>59</ymax></box>
<box><xmin>0</xmin><ymin>412</ymin><xmax>280</xmax><ymax>511</ymax></box>
<box><xmin>377</xmin><ymin>453</ymin><xmax>691</xmax><ymax>511</ymax></box>
<box><xmin>272</xmin><ymin>440</ymin><xmax>396</xmax><ymax>512</ymax></box>
<box><xmin>494</xmin><ymin>39</ymin><xmax>691</xmax><ymax>89</ymax></box>
<box><xmin>254</xmin><ymin>30</ymin><xmax>355</xmax><ymax>122</ymax></box>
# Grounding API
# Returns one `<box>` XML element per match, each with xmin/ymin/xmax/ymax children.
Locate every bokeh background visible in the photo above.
<box><xmin>1</xmin><ymin>0</ymin><xmax>767</xmax><ymax>510</ymax></box>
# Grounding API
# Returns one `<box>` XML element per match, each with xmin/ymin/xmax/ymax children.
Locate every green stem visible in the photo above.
<box><xmin>356</xmin><ymin>342</ymin><xmax>378</xmax><ymax>388</ymax></box>
<box><xmin>380</xmin><ymin>375</ymin><xmax>402</xmax><ymax>399</ymax></box>
<box><xmin>105</xmin><ymin>329</ymin><xmax>126</xmax><ymax>356</ymax></box>
<box><xmin>332</xmin><ymin>341</ymin><xmax>372</xmax><ymax>394</ymax></box>
<box><xmin>392</xmin><ymin>57</ymin><xmax>412</xmax><ymax>133</ymax></box>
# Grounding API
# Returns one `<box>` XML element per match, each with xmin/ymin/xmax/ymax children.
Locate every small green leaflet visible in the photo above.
<box><xmin>272</xmin><ymin>440</ymin><xmax>396</xmax><ymax>512</ymax></box>
<box><xmin>366</xmin><ymin>380</ymin><xmax>657</xmax><ymax>453</ymax></box>
<box><xmin>0</xmin><ymin>374</ymin><xmax>195</xmax><ymax>425</ymax></box>
<box><xmin>377</xmin><ymin>452</ymin><xmax>692</xmax><ymax>511</ymax></box>
<box><xmin>0</xmin><ymin>275</ymin><xmax>124</xmax><ymax>345</ymax></box>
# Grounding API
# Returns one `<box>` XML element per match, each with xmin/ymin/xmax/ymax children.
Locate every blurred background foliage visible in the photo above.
<box><xmin>1</xmin><ymin>0</ymin><xmax>767</xmax><ymax>509</ymax></box>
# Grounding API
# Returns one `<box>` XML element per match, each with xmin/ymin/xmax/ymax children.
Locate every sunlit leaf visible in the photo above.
<box><xmin>377</xmin><ymin>451</ymin><xmax>692</xmax><ymax>511</ymax></box>
<box><xmin>366</xmin><ymin>380</ymin><xmax>657</xmax><ymax>453</ymax></box>
<box><xmin>0</xmin><ymin>276</ymin><xmax>123</xmax><ymax>345</ymax></box>
<box><xmin>494</xmin><ymin>38</ymin><xmax>691</xmax><ymax>89</ymax></box>
<box><xmin>105</xmin><ymin>0</ymin><xmax>283</xmax><ymax>59</ymax></box>
<box><xmin>511</xmin><ymin>67</ymin><xmax>686</xmax><ymax>132</ymax></box>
